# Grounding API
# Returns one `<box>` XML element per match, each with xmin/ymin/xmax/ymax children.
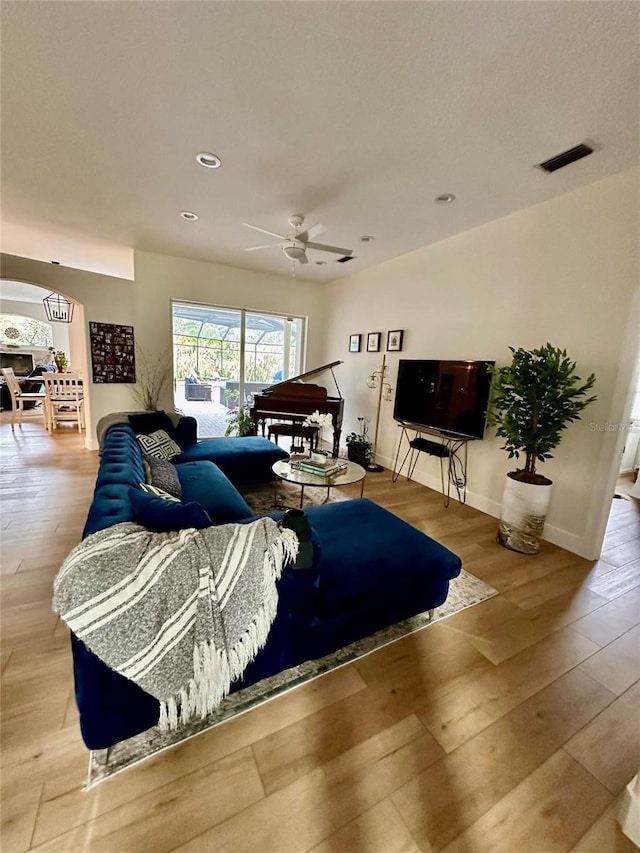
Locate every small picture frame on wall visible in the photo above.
<box><xmin>386</xmin><ymin>330</ymin><xmax>404</xmax><ymax>352</ymax></box>
<box><xmin>366</xmin><ymin>332</ymin><xmax>381</xmax><ymax>352</ymax></box>
<box><xmin>349</xmin><ymin>334</ymin><xmax>362</xmax><ymax>353</ymax></box>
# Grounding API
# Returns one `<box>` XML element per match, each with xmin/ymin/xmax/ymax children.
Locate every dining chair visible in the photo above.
<box><xmin>42</xmin><ymin>372</ymin><xmax>85</xmax><ymax>433</ymax></box>
<box><xmin>1</xmin><ymin>367</ymin><xmax>47</xmax><ymax>430</ymax></box>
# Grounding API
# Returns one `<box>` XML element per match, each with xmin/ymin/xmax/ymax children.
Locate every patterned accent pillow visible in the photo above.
<box><xmin>139</xmin><ymin>483</ymin><xmax>181</xmax><ymax>502</ymax></box>
<box><xmin>147</xmin><ymin>457</ymin><xmax>182</xmax><ymax>499</ymax></box>
<box><xmin>136</xmin><ymin>430</ymin><xmax>182</xmax><ymax>460</ymax></box>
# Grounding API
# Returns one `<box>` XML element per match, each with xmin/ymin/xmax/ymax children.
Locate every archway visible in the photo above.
<box><xmin>0</xmin><ymin>279</ymin><xmax>90</xmax><ymax>443</ymax></box>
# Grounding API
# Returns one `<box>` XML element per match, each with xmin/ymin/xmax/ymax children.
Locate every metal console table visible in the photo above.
<box><xmin>391</xmin><ymin>422</ymin><xmax>471</xmax><ymax>507</ymax></box>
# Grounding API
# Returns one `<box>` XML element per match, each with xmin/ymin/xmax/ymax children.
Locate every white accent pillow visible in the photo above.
<box><xmin>137</xmin><ymin>430</ymin><xmax>182</xmax><ymax>461</ymax></box>
<box><xmin>139</xmin><ymin>483</ymin><xmax>181</xmax><ymax>502</ymax></box>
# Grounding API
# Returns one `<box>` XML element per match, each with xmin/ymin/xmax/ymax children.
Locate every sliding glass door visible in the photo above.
<box><xmin>243</xmin><ymin>313</ymin><xmax>303</xmax><ymax>400</ymax></box>
<box><xmin>172</xmin><ymin>301</ymin><xmax>305</xmax><ymax>436</ymax></box>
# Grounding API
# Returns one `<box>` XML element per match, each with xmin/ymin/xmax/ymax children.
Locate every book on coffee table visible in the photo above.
<box><xmin>295</xmin><ymin>460</ymin><xmax>349</xmax><ymax>477</ymax></box>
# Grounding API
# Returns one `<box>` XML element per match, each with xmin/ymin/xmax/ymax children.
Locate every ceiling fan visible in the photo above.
<box><xmin>243</xmin><ymin>214</ymin><xmax>353</xmax><ymax>267</ymax></box>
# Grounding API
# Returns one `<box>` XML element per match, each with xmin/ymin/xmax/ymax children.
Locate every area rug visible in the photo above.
<box><xmin>239</xmin><ymin>479</ymin><xmax>350</xmax><ymax>513</ymax></box>
<box><xmin>87</xmin><ymin>489</ymin><xmax>497</xmax><ymax>787</ymax></box>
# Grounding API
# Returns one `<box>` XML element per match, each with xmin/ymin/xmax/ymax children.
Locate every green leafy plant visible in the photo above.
<box><xmin>486</xmin><ymin>344</ymin><xmax>597</xmax><ymax>485</ymax></box>
<box><xmin>345</xmin><ymin>417</ymin><xmax>373</xmax><ymax>466</ymax></box>
<box><xmin>225</xmin><ymin>401</ymin><xmax>256</xmax><ymax>437</ymax></box>
<box><xmin>53</xmin><ymin>350</ymin><xmax>68</xmax><ymax>370</ymax></box>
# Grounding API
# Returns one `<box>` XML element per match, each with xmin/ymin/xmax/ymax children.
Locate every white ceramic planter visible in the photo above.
<box><xmin>498</xmin><ymin>474</ymin><xmax>553</xmax><ymax>555</ymax></box>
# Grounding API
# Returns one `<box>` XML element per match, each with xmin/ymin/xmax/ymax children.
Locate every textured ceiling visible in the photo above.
<box><xmin>1</xmin><ymin>1</ymin><xmax>638</xmax><ymax>282</ymax></box>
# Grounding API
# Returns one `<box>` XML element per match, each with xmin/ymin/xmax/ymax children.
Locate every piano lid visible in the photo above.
<box><xmin>260</xmin><ymin>359</ymin><xmax>343</xmax><ymax>398</ymax></box>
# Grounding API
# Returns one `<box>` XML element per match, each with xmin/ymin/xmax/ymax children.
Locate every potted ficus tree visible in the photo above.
<box><xmin>487</xmin><ymin>343</ymin><xmax>597</xmax><ymax>554</ymax></box>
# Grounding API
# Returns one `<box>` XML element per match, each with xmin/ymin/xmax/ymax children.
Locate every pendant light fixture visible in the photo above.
<box><xmin>43</xmin><ymin>292</ymin><xmax>75</xmax><ymax>323</ymax></box>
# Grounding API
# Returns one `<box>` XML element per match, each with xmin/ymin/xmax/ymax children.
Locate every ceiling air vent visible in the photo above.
<box><xmin>537</xmin><ymin>143</ymin><xmax>594</xmax><ymax>173</ymax></box>
<box><xmin>336</xmin><ymin>255</ymin><xmax>355</xmax><ymax>264</ymax></box>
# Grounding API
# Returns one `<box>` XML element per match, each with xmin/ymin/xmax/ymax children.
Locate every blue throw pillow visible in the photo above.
<box><xmin>130</xmin><ymin>487</ymin><xmax>212</xmax><ymax>532</ymax></box>
<box><xmin>128</xmin><ymin>410</ymin><xmax>197</xmax><ymax>449</ymax></box>
<box><xmin>128</xmin><ymin>411</ymin><xmax>177</xmax><ymax>439</ymax></box>
<box><xmin>172</xmin><ymin>415</ymin><xmax>198</xmax><ymax>448</ymax></box>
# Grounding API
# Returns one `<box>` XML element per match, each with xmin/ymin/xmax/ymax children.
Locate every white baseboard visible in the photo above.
<box><xmin>540</xmin><ymin>524</ymin><xmax>591</xmax><ymax>558</ymax></box>
<box><xmin>373</xmin><ymin>451</ymin><xmax>502</xmax><ymax>518</ymax></box>
<box><xmin>372</xmin><ymin>451</ymin><xmax>590</xmax><ymax>557</ymax></box>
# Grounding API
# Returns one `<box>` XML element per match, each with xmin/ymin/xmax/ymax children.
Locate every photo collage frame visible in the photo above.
<box><xmin>89</xmin><ymin>322</ymin><xmax>136</xmax><ymax>383</ymax></box>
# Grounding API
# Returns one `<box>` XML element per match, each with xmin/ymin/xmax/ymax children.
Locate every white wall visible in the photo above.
<box><xmin>322</xmin><ymin>169</ymin><xmax>639</xmax><ymax>558</ymax></box>
<box><xmin>0</xmin><ymin>251</ymin><xmax>326</xmax><ymax>449</ymax></box>
<box><xmin>619</xmin><ymin>354</ymin><xmax>640</xmax><ymax>473</ymax></box>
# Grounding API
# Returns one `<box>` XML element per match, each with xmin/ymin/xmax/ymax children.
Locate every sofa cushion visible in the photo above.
<box><xmin>176</xmin><ymin>461</ymin><xmax>254</xmax><ymax>523</ymax></box>
<box><xmin>137</xmin><ymin>430</ymin><xmax>182</xmax><ymax>460</ymax></box>
<box><xmin>83</xmin><ymin>483</ymin><xmax>136</xmax><ymax>537</ymax></box>
<box><xmin>130</xmin><ymin>488</ymin><xmax>212</xmax><ymax>532</ymax></box>
<box><xmin>174</xmin><ymin>436</ymin><xmax>288</xmax><ymax>485</ymax></box>
<box><xmin>302</xmin><ymin>499</ymin><xmax>462</xmax><ymax>619</ymax></box>
<box><xmin>147</xmin><ymin>457</ymin><xmax>182</xmax><ymax>498</ymax></box>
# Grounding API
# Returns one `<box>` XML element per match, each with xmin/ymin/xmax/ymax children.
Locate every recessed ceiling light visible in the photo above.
<box><xmin>360</xmin><ymin>236</ymin><xmax>375</xmax><ymax>242</ymax></box>
<box><xmin>180</xmin><ymin>211</ymin><xmax>199</xmax><ymax>221</ymax></box>
<box><xmin>196</xmin><ymin>152</ymin><xmax>222</xmax><ymax>169</ymax></box>
<box><xmin>435</xmin><ymin>193</ymin><xmax>456</xmax><ymax>204</ymax></box>
<box><xmin>315</xmin><ymin>261</ymin><xmax>327</xmax><ymax>266</ymax></box>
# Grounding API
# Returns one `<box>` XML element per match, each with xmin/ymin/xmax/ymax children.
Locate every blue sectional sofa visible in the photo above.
<box><xmin>71</xmin><ymin>412</ymin><xmax>462</xmax><ymax>750</ymax></box>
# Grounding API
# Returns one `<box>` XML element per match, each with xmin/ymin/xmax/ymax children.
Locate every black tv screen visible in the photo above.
<box><xmin>393</xmin><ymin>359</ymin><xmax>494</xmax><ymax>440</ymax></box>
<box><xmin>0</xmin><ymin>352</ymin><xmax>34</xmax><ymax>377</ymax></box>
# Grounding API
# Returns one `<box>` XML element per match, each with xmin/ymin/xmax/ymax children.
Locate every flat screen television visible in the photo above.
<box><xmin>393</xmin><ymin>359</ymin><xmax>494</xmax><ymax>440</ymax></box>
<box><xmin>1</xmin><ymin>351</ymin><xmax>34</xmax><ymax>377</ymax></box>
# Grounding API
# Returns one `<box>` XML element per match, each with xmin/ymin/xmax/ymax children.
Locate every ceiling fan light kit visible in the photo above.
<box><xmin>283</xmin><ymin>239</ymin><xmax>308</xmax><ymax>262</ymax></box>
<box><xmin>243</xmin><ymin>215</ymin><xmax>354</xmax><ymax>272</ymax></box>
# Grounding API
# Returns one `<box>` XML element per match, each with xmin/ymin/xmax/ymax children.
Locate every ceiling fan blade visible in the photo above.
<box><xmin>298</xmin><ymin>252</ymin><xmax>309</xmax><ymax>264</ymax></box>
<box><xmin>307</xmin><ymin>241</ymin><xmax>353</xmax><ymax>256</ymax></box>
<box><xmin>243</xmin><ymin>223</ymin><xmax>285</xmax><ymax>240</ymax></box>
<box><xmin>244</xmin><ymin>243</ymin><xmax>282</xmax><ymax>251</ymax></box>
<box><xmin>300</xmin><ymin>223</ymin><xmax>325</xmax><ymax>241</ymax></box>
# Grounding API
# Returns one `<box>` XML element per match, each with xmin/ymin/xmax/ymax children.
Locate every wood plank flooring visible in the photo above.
<box><xmin>1</xmin><ymin>416</ymin><xmax>639</xmax><ymax>852</ymax></box>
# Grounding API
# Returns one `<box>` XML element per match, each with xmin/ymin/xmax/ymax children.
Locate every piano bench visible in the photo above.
<box><xmin>268</xmin><ymin>423</ymin><xmax>320</xmax><ymax>453</ymax></box>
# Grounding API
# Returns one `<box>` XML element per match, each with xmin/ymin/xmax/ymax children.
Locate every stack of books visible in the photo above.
<box><xmin>293</xmin><ymin>459</ymin><xmax>349</xmax><ymax>478</ymax></box>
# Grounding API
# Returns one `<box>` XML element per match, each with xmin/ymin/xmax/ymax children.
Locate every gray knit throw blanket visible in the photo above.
<box><xmin>53</xmin><ymin>519</ymin><xmax>298</xmax><ymax>730</ymax></box>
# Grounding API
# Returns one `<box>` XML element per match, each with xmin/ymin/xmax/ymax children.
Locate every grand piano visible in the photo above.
<box><xmin>250</xmin><ymin>360</ymin><xmax>344</xmax><ymax>456</ymax></box>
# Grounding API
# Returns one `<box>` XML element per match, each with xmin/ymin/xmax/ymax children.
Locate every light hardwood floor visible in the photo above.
<box><xmin>1</xmin><ymin>415</ymin><xmax>639</xmax><ymax>852</ymax></box>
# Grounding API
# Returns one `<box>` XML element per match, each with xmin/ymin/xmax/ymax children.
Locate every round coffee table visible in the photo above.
<box><xmin>272</xmin><ymin>458</ymin><xmax>366</xmax><ymax>508</ymax></box>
